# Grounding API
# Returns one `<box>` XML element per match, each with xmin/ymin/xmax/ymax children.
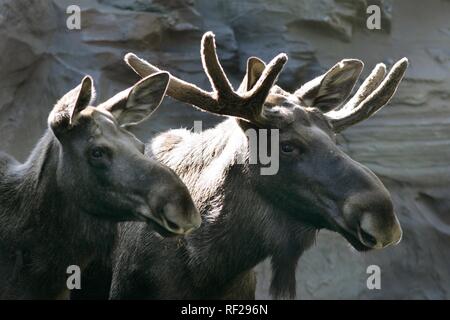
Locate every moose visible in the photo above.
<box><xmin>78</xmin><ymin>32</ymin><xmax>408</xmax><ymax>299</ymax></box>
<box><xmin>0</xmin><ymin>72</ymin><xmax>200</xmax><ymax>299</ymax></box>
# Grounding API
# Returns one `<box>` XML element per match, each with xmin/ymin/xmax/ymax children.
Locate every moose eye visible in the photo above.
<box><xmin>88</xmin><ymin>146</ymin><xmax>111</xmax><ymax>168</ymax></box>
<box><xmin>280</xmin><ymin>143</ymin><xmax>295</xmax><ymax>154</ymax></box>
<box><xmin>90</xmin><ymin>147</ymin><xmax>104</xmax><ymax>159</ymax></box>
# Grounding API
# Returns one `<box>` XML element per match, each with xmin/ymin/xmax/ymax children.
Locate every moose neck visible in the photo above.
<box><xmin>1</xmin><ymin>131</ymin><xmax>65</xmax><ymax>240</ymax></box>
<box><xmin>0</xmin><ymin>130</ymin><xmax>114</xmax><ymax>298</ymax></box>
<box><xmin>155</xmin><ymin>118</ymin><xmax>315</xmax><ymax>298</ymax></box>
<box><xmin>186</xmin><ymin>171</ymin><xmax>272</xmax><ymax>291</ymax></box>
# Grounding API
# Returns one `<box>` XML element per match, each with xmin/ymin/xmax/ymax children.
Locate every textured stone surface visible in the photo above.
<box><xmin>0</xmin><ymin>0</ymin><xmax>448</xmax><ymax>299</ymax></box>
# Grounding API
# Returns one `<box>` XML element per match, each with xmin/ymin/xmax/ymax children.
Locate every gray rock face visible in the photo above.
<box><xmin>0</xmin><ymin>0</ymin><xmax>448</xmax><ymax>299</ymax></box>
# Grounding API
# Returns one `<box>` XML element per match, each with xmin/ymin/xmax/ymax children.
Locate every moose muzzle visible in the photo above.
<box><xmin>342</xmin><ymin>191</ymin><xmax>402</xmax><ymax>250</ymax></box>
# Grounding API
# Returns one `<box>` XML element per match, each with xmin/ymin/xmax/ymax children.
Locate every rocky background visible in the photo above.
<box><xmin>0</xmin><ymin>0</ymin><xmax>449</xmax><ymax>299</ymax></box>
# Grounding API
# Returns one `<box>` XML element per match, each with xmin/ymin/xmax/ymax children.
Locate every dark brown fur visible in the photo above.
<box><xmin>0</xmin><ymin>74</ymin><xmax>199</xmax><ymax>299</ymax></box>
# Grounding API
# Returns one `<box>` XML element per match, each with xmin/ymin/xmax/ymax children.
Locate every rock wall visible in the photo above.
<box><xmin>0</xmin><ymin>0</ymin><xmax>448</xmax><ymax>299</ymax></box>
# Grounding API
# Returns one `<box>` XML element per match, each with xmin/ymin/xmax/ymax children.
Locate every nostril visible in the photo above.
<box><xmin>157</xmin><ymin>203</ymin><xmax>185</xmax><ymax>233</ymax></box>
<box><xmin>358</xmin><ymin>227</ymin><xmax>378</xmax><ymax>248</ymax></box>
<box><xmin>165</xmin><ymin>218</ymin><xmax>181</xmax><ymax>232</ymax></box>
<box><xmin>156</xmin><ymin>202</ymin><xmax>201</xmax><ymax>235</ymax></box>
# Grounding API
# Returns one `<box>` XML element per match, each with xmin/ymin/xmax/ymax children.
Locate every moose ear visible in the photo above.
<box><xmin>238</xmin><ymin>57</ymin><xmax>266</xmax><ymax>93</ymax></box>
<box><xmin>70</xmin><ymin>76</ymin><xmax>94</xmax><ymax>124</ymax></box>
<box><xmin>49</xmin><ymin>76</ymin><xmax>95</xmax><ymax>132</ymax></box>
<box><xmin>295</xmin><ymin>59</ymin><xmax>363</xmax><ymax>112</ymax></box>
<box><xmin>98</xmin><ymin>72</ymin><xmax>170</xmax><ymax>126</ymax></box>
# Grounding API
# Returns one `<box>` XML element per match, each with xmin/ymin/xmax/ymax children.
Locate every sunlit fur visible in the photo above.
<box><xmin>108</xmin><ymin>117</ymin><xmax>317</xmax><ymax>299</ymax></box>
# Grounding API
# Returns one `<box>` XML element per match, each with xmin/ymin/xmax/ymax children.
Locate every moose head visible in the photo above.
<box><xmin>48</xmin><ymin>73</ymin><xmax>201</xmax><ymax>235</ymax></box>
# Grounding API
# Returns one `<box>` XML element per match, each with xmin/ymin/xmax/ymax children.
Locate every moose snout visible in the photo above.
<box><xmin>342</xmin><ymin>192</ymin><xmax>402</xmax><ymax>249</ymax></box>
<box><xmin>358</xmin><ymin>212</ymin><xmax>402</xmax><ymax>248</ymax></box>
<box><xmin>159</xmin><ymin>201</ymin><xmax>201</xmax><ymax>235</ymax></box>
<box><xmin>144</xmin><ymin>165</ymin><xmax>201</xmax><ymax>235</ymax></box>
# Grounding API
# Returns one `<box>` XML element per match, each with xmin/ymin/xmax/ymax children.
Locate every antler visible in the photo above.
<box><xmin>327</xmin><ymin>58</ymin><xmax>408</xmax><ymax>132</ymax></box>
<box><xmin>125</xmin><ymin>32</ymin><xmax>288</xmax><ymax>124</ymax></box>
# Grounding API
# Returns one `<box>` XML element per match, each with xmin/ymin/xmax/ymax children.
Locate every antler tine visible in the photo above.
<box><xmin>337</xmin><ymin>62</ymin><xmax>387</xmax><ymax>113</ymax></box>
<box><xmin>201</xmin><ymin>32</ymin><xmax>237</xmax><ymax>99</ymax></box>
<box><xmin>124</xmin><ymin>53</ymin><xmax>218</xmax><ymax>111</ymax></box>
<box><xmin>330</xmin><ymin>58</ymin><xmax>408</xmax><ymax>132</ymax></box>
<box><xmin>245</xmin><ymin>53</ymin><xmax>288</xmax><ymax>106</ymax></box>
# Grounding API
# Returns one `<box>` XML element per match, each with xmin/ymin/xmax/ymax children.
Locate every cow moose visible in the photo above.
<box><xmin>106</xmin><ymin>32</ymin><xmax>408</xmax><ymax>299</ymax></box>
<box><xmin>0</xmin><ymin>72</ymin><xmax>200</xmax><ymax>299</ymax></box>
